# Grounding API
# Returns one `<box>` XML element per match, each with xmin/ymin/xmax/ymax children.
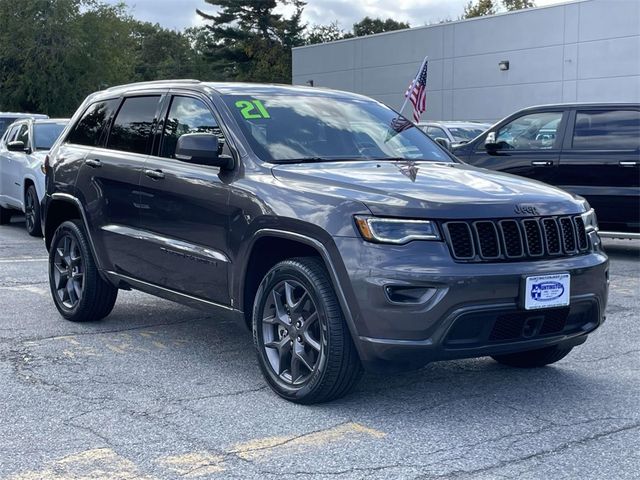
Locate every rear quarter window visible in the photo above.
<box><xmin>67</xmin><ymin>99</ymin><xmax>120</xmax><ymax>147</ymax></box>
<box><xmin>573</xmin><ymin>109</ymin><xmax>640</xmax><ymax>150</ymax></box>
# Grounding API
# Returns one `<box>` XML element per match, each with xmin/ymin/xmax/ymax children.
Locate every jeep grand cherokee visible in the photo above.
<box><xmin>43</xmin><ymin>81</ymin><xmax>608</xmax><ymax>403</ymax></box>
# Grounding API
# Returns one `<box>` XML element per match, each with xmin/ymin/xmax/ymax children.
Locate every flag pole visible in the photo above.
<box><xmin>398</xmin><ymin>55</ymin><xmax>428</xmax><ymax>119</ymax></box>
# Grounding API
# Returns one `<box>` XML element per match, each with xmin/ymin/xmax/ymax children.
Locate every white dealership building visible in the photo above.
<box><xmin>292</xmin><ymin>0</ymin><xmax>640</xmax><ymax>122</ymax></box>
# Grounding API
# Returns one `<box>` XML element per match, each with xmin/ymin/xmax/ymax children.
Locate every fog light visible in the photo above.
<box><xmin>385</xmin><ymin>286</ymin><xmax>437</xmax><ymax>305</ymax></box>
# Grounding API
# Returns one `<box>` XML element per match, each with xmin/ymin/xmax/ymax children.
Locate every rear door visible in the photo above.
<box><xmin>135</xmin><ymin>92</ymin><xmax>234</xmax><ymax>305</ymax></box>
<box><xmin>558</xmin><ymin>107</ymin><xmax>640</xmax><ymax>233</ymax></box>
<box><xmin>464</xmin><ymin>110</ymin><xmax>567</xmax><ymax>185</ymax></box>
<box><xmin>74</xmin><ymin>93</ymin><xmax>165</xmax><ymax>277</ymax></box>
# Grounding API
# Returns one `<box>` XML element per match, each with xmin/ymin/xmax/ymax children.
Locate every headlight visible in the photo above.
<box><xmin>581</xmin><ymin>208</ymin><xmax>598</xmax><ymax>232</ymax></box>
<box><xmin>354</xmin><ymin>216</ymin><xmax>441</xmax><ymax>244</ymax></box>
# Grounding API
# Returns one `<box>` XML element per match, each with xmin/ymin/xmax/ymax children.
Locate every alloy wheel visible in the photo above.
<box><xmin>52</xmin><ymin>234</ymin><xmax>84</xmax><ymax>309</ymax></box>
<box><xmin>25</xmin><ymin>189</ymin><xmax>36</xmax><ymax>232</ymax></box>
<box><xmin>261</xmin><ymin>280</ymin><xmax>323</xmax><ymax>385</ymax></box>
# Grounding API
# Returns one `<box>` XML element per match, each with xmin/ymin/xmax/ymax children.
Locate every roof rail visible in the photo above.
<box><xmin>104</xmin><ymin>79</ymin><xmax>202</xmax><ymax>91</ymax></box>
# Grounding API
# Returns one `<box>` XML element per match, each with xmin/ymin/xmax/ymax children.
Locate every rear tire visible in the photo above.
<box><xmin>492</xmin><ymin>345</ymin><xmax>573</xmax><ymax>368</ymax></box>
<box><xmin>48</xmin><ymin>220</ymin><xmax>118</xmax><ymax>322</ymax></box>
<box><xmin>253</xmin><ymin>257</ymin><xmax>363</xmax><ymax>404</ymax></box>
<box><xmin>25</xmin><ymin>185</ymin><xmax>42</xmax><ymax>237</ymax></box>
<box><xmin>0</xmin><ymin>205</ymin><xmax>12</xmax><ymax>225</ymax></box>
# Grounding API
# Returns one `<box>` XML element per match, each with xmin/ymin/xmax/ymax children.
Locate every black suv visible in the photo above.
<box><xmin>43</xmin><ymin>81</ymin><xmax>609</xmax><ymax>403</ymax></box>
<box><xmin>452</xmin><ymin>103</ymin><xmax>640</xmax><ymax>237</ymax></box>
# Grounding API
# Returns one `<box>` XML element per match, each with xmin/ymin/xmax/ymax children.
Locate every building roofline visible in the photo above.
<box><xmin>292</xmin><ymin>0</ymin><xmax>590</xmax><ymax>51</ymax></box>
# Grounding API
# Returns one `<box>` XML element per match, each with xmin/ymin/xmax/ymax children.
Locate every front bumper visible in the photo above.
<box><xmin>332</xmin><ymin>236</ymin><xmax>609</xmax><ymax>372</ymax></box>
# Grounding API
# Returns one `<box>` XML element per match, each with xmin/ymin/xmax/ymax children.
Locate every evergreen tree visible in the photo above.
<box><xmin>196</xmin><ymin>0</ymin><xmax>306</xmax><ymax>83</ymax></box>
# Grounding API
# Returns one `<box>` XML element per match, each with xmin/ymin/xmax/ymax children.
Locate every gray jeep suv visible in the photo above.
<box><xmin>42</xmin><ymin>81</ymin><xmax>609</xmax><ymax>403</ymax></box>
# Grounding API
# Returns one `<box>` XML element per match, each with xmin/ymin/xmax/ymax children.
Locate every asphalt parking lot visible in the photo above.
<box><xmin>0</xmin><ymin>217</ymin><xmax>638</xmax><ymax>480</ymax></box>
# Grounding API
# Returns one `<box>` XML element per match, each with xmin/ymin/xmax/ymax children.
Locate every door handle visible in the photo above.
<box><xmin>84</xmin><ymin>158</ymin><xmax>101</xmax><ymax>168</ymax></box>
<box><xmin>531</xmin><ymin>160</ymin><xmax>553</xmax><ymax>167</ymax></box>
<box><xmin>144</xmin><ymin>169</ymin><xmax>165</xmax><ymax>180</ymax></box>
<box><xmin>619</xmin><ymin>161</ymin><xmax>639</xmax><ymax>167</ymax></box>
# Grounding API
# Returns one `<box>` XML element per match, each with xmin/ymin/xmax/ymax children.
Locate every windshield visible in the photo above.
<box><xmin>33</xmin><ymin>123</ymin><xmax>66</xmax><ymax>150</ymax></box>
<box><xmin>221</xmin><ymin>94</ymin><xmax>451</xmax><ymax>163</ymax></box>
<box><xmin>448</xmin><ymin>126</ymin><xmax>487</xmax><ymax>142</ymax></box>
<box><xmin>0</xmin><ymin>118</ymin><xmax>19</xmax><ymax>138</ymax></box>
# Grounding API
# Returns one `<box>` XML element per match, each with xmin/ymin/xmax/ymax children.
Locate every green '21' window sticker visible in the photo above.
<box><xmin>235</xmin><ymin>99</ymin><xmax>270</xmax><ymax>119</ymax></box>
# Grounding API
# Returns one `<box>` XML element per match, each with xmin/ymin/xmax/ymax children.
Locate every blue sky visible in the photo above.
<box><xmin>107</xmin><ymin>0</ymin><xmax>562</xmax><ymax>31</ymax></box>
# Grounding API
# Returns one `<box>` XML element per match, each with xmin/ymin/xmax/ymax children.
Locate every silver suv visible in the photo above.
<box><xmin>0</xmin><ymin>118</ymin><xmax>68</xmax><ymax>235</ymax></box>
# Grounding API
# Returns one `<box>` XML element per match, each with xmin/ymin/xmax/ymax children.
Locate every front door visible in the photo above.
<box><xmin>4</xmin><ymin>123</ymin><xmax>30</xmax><ymax>205</ymax></box>
<box><xmin>464</xmin><ymin>110</ymin><xmax>567</xmax><ymax>185</ymax></box>
<box><xmin>558</xmin><ymin>107</ymin><xmax>640</xmax><ymax>233</ymax></box>
<box><xmin>0</xmin><ymin>124</ymin><xmax>21</xmax><ymax>206</ymax></box>
<box><xmin>136</xmin><ymin>93</ymin><xmax>234</xmax><ymax>306</ymax></box>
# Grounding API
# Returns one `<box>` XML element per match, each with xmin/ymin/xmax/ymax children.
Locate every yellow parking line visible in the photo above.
<box><xmin>158</xmin><ymin>452</ymin><xmax>225</xmax><ymax>477</ymax></box>
<box><xmin>230</xmin><ymin>422</ymin><xmax>385</xmax><ymax>460</ymax></box>
<box><xmin>7</xmin><ymin>448</ymin><xmax>156</xmax><ymax>480</ymax></box>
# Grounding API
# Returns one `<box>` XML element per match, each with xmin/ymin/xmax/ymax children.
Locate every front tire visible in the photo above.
<box><xmin>25</xmin><ymin>185</ymin><xmax>42</xmax><ymax>237</ymax></box>
<box><xmin>492</xmin><ymin>345</ymin><xmax>573</xmax><ymax>368</ymax></box>
<box><xmin>253</xmin><ymin>257</ymin><xmax>363</xmax><ymax>404</ymax></box>
<box><xmin>48</xmin><ymin>220</ymin><xmax>118</xmax><ymax>322</ymax></box>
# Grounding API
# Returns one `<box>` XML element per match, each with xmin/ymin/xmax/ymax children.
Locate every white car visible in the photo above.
<box><xmin>418</xmin><ymin>121</ymin><xmax>491</xmax><ymax>149</ymax></box>
<box><xmin>0</xmin><ymin>118</ymin><xmax>68</xmax><ymax>236</ymax></box>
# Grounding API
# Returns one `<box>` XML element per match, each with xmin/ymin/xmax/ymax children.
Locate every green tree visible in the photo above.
<box><xmin>196</xmin><ymin>0</ymin><xmax>306</xmax><ymax>83</ymax></box>
<box><xmin>0</xmin><ymin>0</ymin><xmax>137</xmax><ymax>116</ymax></box>
<box><xmin>463</xmin><ymin>0</ymin><xmax>498</xmax><ymax>18</ymax></box>
<box><xmin>503</xmin><ymin>0</ymin><xmax>536</xmax><ymax>11</ymax></box>
<box><xmin>130</xmin><ymin>22</ymin><xmax>195</xmax><ymax>81</ymax></box>
<box><xmin>305</xmin><ymin>21</ymin><xmax>347</xmax><ymax>45</ymax></box>
<box><xmin>352</xmin><ymin>17</ymin><xmax>410</xmax><ymax>37</ymax></box>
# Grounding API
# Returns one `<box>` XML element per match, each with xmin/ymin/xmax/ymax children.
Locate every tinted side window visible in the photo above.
<box><xmin>160</xmin><ymin>96</ymin><xmax>225</xmax><ymax>159</ymax></box>
<box><xmin>107</xmin><ymin>96</ymin><xmax>160</xmax><ymax>155</ymax></box>
<box><xmin>68</xmin><ymin>99</ymin><xmax>120</xmax><ymax>147</ymax></box>
<box><xmin>573</xmin><ymin>110</ymin><xmax>640</xmax><ymax>150</ymax></box>
<box><xmin>496</xmin><ymin>112</ymin><xmax>563</xmax><ymax>150</ymax></box>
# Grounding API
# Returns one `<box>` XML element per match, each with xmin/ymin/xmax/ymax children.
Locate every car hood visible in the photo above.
<box><xmin>271</xmin><ymin>160</ymin><xmax>586</xmax><ymax>219</ymax></box>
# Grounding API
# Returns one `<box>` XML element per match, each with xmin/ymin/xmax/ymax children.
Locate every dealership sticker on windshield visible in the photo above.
<box><xmin>523</xmin><ymin>273</ymin><xmax>570</xmax><ymax>310</ymax></box>
<box><xmin>235</xmin><ymin>99</ymin><xmax>271</xmax><ymax>120</ymax></box>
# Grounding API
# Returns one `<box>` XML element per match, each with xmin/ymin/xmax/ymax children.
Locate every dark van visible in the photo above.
<box><xmin>453</xmin><ymin>104</ymin><xmax>640</xmax><ymax>238</ymax></box>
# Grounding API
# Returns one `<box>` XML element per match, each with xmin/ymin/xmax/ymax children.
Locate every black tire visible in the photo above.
<box><xmin>492</xmin><ymin>345</ymin><xmax>573</xmax><ymax>368</ymax></box>
<box><xmin>48</xmin><ymin>220</ymin><xmax>118</xmax><ymax>322</ymax></box>
<box><xmin>24</xmin><ymin>185</ymin><xmax>42</xmax><ymax>237</ymax></box>
<box><xmin>252</xmin><ymin>257</ymin><xmax>363</xmax><ymax>404</ymax></box>
<box><xmin>0</xmin><ymin>205</ymin><xmax>12</xmax><ymax>225</ymax></box>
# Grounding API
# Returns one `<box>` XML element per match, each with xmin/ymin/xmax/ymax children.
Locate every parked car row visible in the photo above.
<box><xmin>0</xmin><ymin>116</ymin><xmax>69</xmax><ymax>235</ymax></box>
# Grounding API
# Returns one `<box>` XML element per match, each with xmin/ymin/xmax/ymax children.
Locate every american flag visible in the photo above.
<box><xmin>405</xmin><ymin>60</ymin><xmax>428</xmax><ymax>122</ymax></box>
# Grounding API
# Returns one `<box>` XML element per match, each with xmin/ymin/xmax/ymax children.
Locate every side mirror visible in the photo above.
<box><xmin>434</xmin><ymin>137</ymin><xmax>451</xmax><ymax>151</ymax></box>
<box><xmin>484</xmin><ymin>131</ymin><xmax>498</xmax><ymax>151</ymax></box>
<box><xmin>175</xmin><ymin>133</ymin><xmax>232</xmax><ymax>169</ymax></box>
<box><xmin>7</xmin><ymin>140</ymin><xmax>28</xmax><ymax>153</ymax></box>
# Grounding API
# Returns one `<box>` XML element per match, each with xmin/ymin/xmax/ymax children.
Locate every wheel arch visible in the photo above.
<box><xmin>237</xmin><ymin>229</ymin><xmax>363</xmax><ymax>357</ymax></box>
<box><xmin>44</xmin><ymin>195</ymin><xmax>85</xmax><ymax>251</ymax></box>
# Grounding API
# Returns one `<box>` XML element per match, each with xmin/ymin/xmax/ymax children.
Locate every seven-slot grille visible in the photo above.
<box><xmin>444</xmin><ymin>215</ymin><xmax>589</xmax><ymax>262</ymax></box>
